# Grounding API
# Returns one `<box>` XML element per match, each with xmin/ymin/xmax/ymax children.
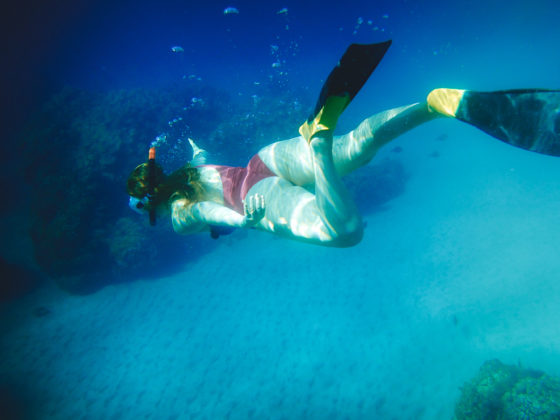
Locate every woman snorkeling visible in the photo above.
<box><xmin>127</xmin><ymin>40</ymin><xmax>560</xmax><ymax>247</ymax></box>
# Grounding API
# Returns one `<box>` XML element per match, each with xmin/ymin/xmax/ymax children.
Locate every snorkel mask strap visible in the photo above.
<box><xmin>147</xmin><ymin>147</ymin><xmax>157</xmax><ymax>226</ymax></box>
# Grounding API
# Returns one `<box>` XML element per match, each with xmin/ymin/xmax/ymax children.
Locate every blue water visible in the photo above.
<box><xmin>2</xmin><ymin>0</ymin><xmax>560</xmax><ymax>419</ymax></box>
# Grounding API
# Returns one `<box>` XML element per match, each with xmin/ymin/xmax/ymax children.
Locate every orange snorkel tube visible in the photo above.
<box><xmin>147</xmin><ymin>147</ymin><xmax>157</xmax><ymax>226</ymax></box>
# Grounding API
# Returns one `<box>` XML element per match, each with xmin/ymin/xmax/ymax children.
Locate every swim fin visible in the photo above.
<box><xmin>299</xmin><ymin>40</ymin><xmax>392</xmax><ymax>142</ymax></box>
<box><xmin>428</xmin><ymin>88</ymin><xmax>560</xmax><ymax>156</ymax></box>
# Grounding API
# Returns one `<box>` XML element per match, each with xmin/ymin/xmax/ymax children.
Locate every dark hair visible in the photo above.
<box><xmin>127</xmin><ymin>163</ymin><xmax>203</xmax><ymax>210</ymax></box>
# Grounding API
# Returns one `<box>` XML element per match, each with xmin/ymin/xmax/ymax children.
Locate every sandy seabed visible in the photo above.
<box><xmin>2</xmin><ymin>126</ymin><xmax>560</xmax><ymax>419</ymax></box>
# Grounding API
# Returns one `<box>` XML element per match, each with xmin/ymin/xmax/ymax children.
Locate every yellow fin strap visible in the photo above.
<box><xmin>427</xmin><ymin>88</ymin><xmax>466</xmax><ymax>117</ymax></box>
<box><xmin>299</xmin><ymin>94</ymin><xmax>350</xmax><ymax>142</ymax></box>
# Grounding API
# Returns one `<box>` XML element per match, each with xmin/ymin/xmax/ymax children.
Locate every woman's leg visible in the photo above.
<box><xmin>253</xmin><ymin>88</ymin><xmax>560</xmax><ymax>246</ymax></box>
<box><xmin>258</xmin><ymin>100</ymin><xmax>441</xmax><ymax>184</ymax></box>
<box><xmin>250</xmin><ymin>131</ymin><xmax>363</xmax><ymax>247</ymax></box>
<box><xmin>257</xmin><ymin>135</ymin><xmax>314</xmax><ymax>186</ymax></box>
<box><xmin>331</xmin><ymin>87</ymin><xmax>560</xmax><ymax>173</ymax></box>
<box><xmin>307</xmin><ymin>131</ymin><xmax>363</xmax><ymax>244</ymax></box>
<box><xmin>253</xmin><ymin>100</ymin><xmax>441</xmax><ymax>246</ymax></box>
<box><xmin>332</xmin><ymin>101</ymin><xmax>440</xmax><ymax>176</ymax></box>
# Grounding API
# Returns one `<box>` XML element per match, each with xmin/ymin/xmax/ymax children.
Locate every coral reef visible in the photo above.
<box><xmin>454</xmin><ymin>359</ymin><xmax>560</xmax><ymax>419</ymax></box>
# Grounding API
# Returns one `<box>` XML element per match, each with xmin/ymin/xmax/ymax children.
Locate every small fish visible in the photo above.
<box><xmin>171</xmin><ymin>46</ymin><xmax>184</xmax><ymax>53</ymax></box>
<box><xmin>224</xmin><ymin>7</ymin><xmax>239</xmax><ymax>15</ymax></box>
<box><xmin>277</xmin><ymin>8</ymin><xmax>288</xmax><ymax>15</ymax></box>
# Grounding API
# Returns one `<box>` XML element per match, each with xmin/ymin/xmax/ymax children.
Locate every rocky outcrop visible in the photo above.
<box><xmin>454</xmin><ymin>359</ymin><xmax>560</xmax><ymax>420</ymax></box>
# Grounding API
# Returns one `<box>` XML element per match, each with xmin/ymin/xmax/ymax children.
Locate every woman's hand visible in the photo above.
<box><xmin>242</xmin><ymin>194</ymin><xmax>266</xmax><ymax>227</ymax></box>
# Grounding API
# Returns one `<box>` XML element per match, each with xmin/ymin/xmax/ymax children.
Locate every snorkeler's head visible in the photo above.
<box><xmin>127</xmin><ymin>155</ymin><xmax>203</xmax><ymax>220</ymax></box>
<box><xmin>127</xmin><ymin>161</ymin><xmax>166</xmax><ymax>201</ymax></box>
<box><xmin>127</xmin><ymin>153</ymin><xmax>166</xmax><ymax>225</ymax></box>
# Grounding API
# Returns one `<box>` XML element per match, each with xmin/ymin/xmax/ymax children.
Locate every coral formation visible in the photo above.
<box><xmin>454</xmin><ymin>359</ymin><xmax>560</xmax><ymax>419</ymax></box>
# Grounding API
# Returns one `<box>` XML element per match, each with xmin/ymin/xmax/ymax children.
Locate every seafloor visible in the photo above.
<box><xmin>2</xmin><ymin>121</ymin><xmax>559</xmax><ymax>419</ymax></box>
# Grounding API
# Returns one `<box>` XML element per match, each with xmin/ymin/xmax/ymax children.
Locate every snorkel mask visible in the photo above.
<box><xmin>129</xmin><ymin>195</ymin><xmax>149</xmax><ymax>214</ymax></box>
<box><xmin>128</xmin><ymin>147</ymin><xmax>157</xmax><ymax>226</ymax></box>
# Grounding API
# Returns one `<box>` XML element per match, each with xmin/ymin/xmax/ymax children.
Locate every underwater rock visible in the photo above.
<box><xmin>32</xmin><ymin>306</ymin><xmax>51</xmax><ymax>318</ymax></box>
<box><xmin>0</xmin><ymin>257</ymin><xmax>40</xmax><ymax>302</ymax></box>
<box><xmin>454</xmin><ymin>359</ymin><xmax>560</xmax><ymax>420</ymax></box>
<box><xmin>502</xmin><ymin>375</ymin><xmax>560</xmax><ymax>419</ymax></box>
<box><xmin>0</xmin><ymin>383</ymin><xmax>29</xmax><ymax>420</ymax></box>
<box><xmin>18</xmin><ymin>84</ymin><xmax>225</xmax><ymax>293</ymax></box>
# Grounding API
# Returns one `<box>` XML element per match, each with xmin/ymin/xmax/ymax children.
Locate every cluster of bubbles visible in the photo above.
<box><xmin>148</xmin><ymin>94</ymin><xmax>212</xmax><ymax>169</ymax></box>
<box><xmin>223</xmin><ymin>6</ymin><xmax>288</xmax><ymax>17</ymax></box>
<box><xmin>220</xmin><ymin>6</ymin><xmax>298</xmax><ymax>108</ymax></box>
<box><xmin>266</xmin><ymin>8</ymin><xmax>298</xmax><ymax>91</ymax></box>
<box><xmin>161</xmin><ymin>6</ymin><xmax>393</xmax><ymax>161</ymax></box>
<box><xmin>344</xmin><ymin>13</ymin><xmax>389</xmax><ymax>35</ymax></box>
<box><xmin>150</xmin><ymin>129</ymin><xmax>190</xmax><ymax>170</ymax></box>
<box><xmin>182</xmin><ymin>74</ymin><xmax>202</xmax><ymax>81</ymax></box>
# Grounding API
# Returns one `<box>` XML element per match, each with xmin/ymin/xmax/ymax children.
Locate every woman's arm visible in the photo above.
<box><xmin>171</xmin><ymin>195</ymin><xmax>265</xmax><ymax>235</ymax></box>
<box><xmin>192</xmin><ymin>195</ymin><xmax>265</xmax><ymax>228</ymax></box>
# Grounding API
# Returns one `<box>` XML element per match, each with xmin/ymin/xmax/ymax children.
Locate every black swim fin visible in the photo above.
<box><xmin>428</xmin><ymin>88</ymin><xmax>560</xmax><ymax>156</ymax></box>
<box><xmin>299</xmin><ymin>40</ymin><xmax>392</xmax><ymax>142</ymax></box>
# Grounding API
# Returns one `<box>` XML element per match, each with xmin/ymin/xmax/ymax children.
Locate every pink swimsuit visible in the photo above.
<box><xmin>202</xmin><ymin>155</ymin><xmax>276</xmax><ymax>214</ymax></box>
